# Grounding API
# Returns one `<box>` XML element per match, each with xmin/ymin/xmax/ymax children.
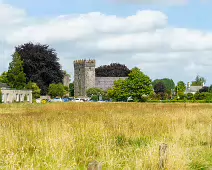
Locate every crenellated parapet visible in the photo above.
<box><xmin>74</xmin><ymin>59</ymin><xmax>96</xmax><ymax>67</ymax></box>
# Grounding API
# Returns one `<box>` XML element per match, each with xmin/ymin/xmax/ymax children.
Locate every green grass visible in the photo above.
<box><xmin>0</xmin><ymin>103</ymin><xmax>211</xmax><ymax>169</ymax></box>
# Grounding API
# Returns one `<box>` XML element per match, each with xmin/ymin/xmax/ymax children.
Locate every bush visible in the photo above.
<box><xmin>186</xmin><ymin>93</ymin><xmax>194</xmax><ymax>100</ymax></box>
<box><xmin>0</xmin><ymin>89</ymin><xmax>2</xmax><ymax>103</ymax></box>
<box><xmin>48</xmin><ymin>83</ymin><xmax>66</xmax><ymax>98</ymax></box>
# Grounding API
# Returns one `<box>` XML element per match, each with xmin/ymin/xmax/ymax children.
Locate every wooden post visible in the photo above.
<box><xmin>88</xmin><ymin>161</ymin><xmax>102</xmax><ymax>170</ymax></box>
<box><xmin>159</xmin><ymin>143</ymin><xmax>168</xmax><ymax>169</ymax></box>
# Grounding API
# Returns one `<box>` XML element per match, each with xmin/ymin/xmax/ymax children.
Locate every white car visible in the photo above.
<box><xmin>72</xmin><ymin>98</ymin><xmax>84</xmax><ymax>102</ymax></box>
<box><xmin>51</xmin><ymin>98</ymin><xmax>63</xmax><ymax>102</ymax></box>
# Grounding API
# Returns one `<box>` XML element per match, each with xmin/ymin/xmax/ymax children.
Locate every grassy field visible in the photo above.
<box><xmin>0</xmin><ymin>103</ymin><xmax>211</xmax><ymax>169</ymax></box>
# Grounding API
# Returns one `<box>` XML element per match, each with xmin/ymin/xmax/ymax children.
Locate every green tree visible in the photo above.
<box><xmin>199</xmin><ymin>86</ymin><xmax>209</xmax><ymax>93</ymax></box>
<box><xmin>108</xmin><ymin>79</ymin><xmax>128</xmax><ymax>101</ymax></box>
<box><xmin>26</xmin><ymin>82</ymin><xmax>41</xmax><ymax>99</ymax></box>
<box><xmin>7</xmin><ymin>52</ymin><xmax>26</xmax><ymax>89</ymax></box>
<box><xmin>96</xmin><ymin>63</ymin><xmax>130</xmax><ymax>77</ymax></box>
<box><xmin>108</xmin><ymin>67</ymin><xmax>153</xmax><ymax>102</ymax></box>
<box><xmin>86</xmin><ymin>88</ymin><xmax>105</xmax><ymax>97</ymax></box>
<box><xmin>153</xmin><ymin>81</ymin><xmax>166</xmax><ymax>94</ymax></box>
<box><xmin>15</xmin><ymin>43</ymin><xmax>64</xmax><ymax>94</ymax></box>
<box><xmin>86</xmin><ymin>88</ymin><xmax>107</xmax><ymax>100</ymax></box>
<box><xmin>153</xmin><ymin>81</ymin><xmax>167</xmax><ymax>100</ymax></box>
<box><xmin>176</xmin><ymin>81</ymin><xmax>186</xmax><ymax>93</ymax></box>
<box><xmin>152</xmin><ymin>78</ymin><xmax>175</xmax><ymax>93</ymax></box>
<box><xmin>0</xmin><ymin>72</ymin><xmax>8</xmax><ymax>84</ymax></box>
<box><xmin>69</xmin><ymin>83</ymin><xmax>74</xmax><ymax>96</ymax></box>
<box><xmin>209</xmin><ymin>85</ymin><xmax>212</xmax><ymax>93</ymax></box>
<box><xmin>0</xmin><ymin>89</ymin><xmax>2</xmax><ymax>103</ymax></box>
<box><xmin>191</xmin><ymin>75</ymin><xmax>206</xmax><ymax>86</ymax></box>
<box><xmin>48</xmin><ymin>83</ymin><xmax>66</xmax><ymax>98</ymax></box>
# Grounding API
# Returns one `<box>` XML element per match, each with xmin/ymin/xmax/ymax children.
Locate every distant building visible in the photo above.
<box><xmin>185</xmin><ymin>82</ymin><xmax>203</xmax><ymax>94</ymax></box>
<box><xmin>74</xmin><ymin>60</ymin><xmax>127</xmax><ymax>97</ymax></box>
<box><xmin>0</xmin><ymin>83</ymin><xmax>32</xmax><ymax>103</ymax></box>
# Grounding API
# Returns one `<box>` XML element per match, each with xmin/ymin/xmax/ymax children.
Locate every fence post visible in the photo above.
<box><xmin>88</xmin><ymin>161</ymin><xmax>102</xmax><ymax>170</ymax></box>
<box><xmin>159</xmin><ymin>143</ymin><xmax>168</xmax><ymax>169</ymax></box>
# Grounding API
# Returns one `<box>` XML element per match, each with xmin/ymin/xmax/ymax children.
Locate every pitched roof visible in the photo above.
<box><xmin>185</xmin><ymin>86</ymin><xmax>202</xmax><ymax>93</ymax></box>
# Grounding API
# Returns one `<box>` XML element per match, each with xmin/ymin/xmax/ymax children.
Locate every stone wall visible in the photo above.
<box><xmin>95</xmin><ymin>77</ymin><xmax>128</xmax><ymax>91</ymax></box>
<box><xmin>74</xmin><ymin>60</ymin><xmax>96</xmax><ymax>97</ymax></box>
<box><xmin>1</xmin><ymin>89</ymin><xmax>32</xmax><ymax>103</ymax></box>
<box><xmin>63</xmin><ymin>75</ymin><xmax>70</xmax><ymax>87</ymax></box>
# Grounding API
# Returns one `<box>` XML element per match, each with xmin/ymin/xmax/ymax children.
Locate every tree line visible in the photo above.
<box><xmin>0</xmin><ymin>43</ymin><xmax>68</xmax><ymax>100</ymax></box>
<box><xmin>0</xmin><ymin>42</ymin><xmax>211</xmax><ymax>102</ymax></box>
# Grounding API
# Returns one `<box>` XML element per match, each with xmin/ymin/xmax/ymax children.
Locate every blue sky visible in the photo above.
<box><xmin>5</xmin><ymin>0</ymin><xmax>212</xmax><ymax>30</ymax></box>
<box><xmin>1</xmin><ymin>0</ymin><xmax>212</xmax><ymax>84</ymax></box>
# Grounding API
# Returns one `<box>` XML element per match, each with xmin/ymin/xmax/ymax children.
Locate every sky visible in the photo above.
<box><xmin>0</xmin><ymin>0</ymin><xmax>212</xmax><ymax>84</ymax></box>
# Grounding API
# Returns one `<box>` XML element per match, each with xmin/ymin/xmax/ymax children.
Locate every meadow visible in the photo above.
<box><xmin>0</xmin><ymin>103</ymin><xmax>211</xmax><ymax>170</ymax></box>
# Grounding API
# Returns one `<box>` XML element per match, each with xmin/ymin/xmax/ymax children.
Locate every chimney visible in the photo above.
<box><xmin>187</xmin><ymin>82</ymin><xmax>191</xmax><ymax>89</ymax></box>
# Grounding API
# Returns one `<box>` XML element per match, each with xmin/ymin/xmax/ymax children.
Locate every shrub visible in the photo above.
<box><xmin>0</xmin><ymin>89</ymin><xmax>2</xmax><ymax>103</ymax></box>
<box><xmin>186</xmin><ymin>93</ymin><xmax>194</xmax><ymax>100</ymax></box>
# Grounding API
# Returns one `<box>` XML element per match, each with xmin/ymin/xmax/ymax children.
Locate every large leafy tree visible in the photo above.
<box><xmin>48</xmin><ymin>83</ymin><xmax>67</xmax><ymax>98</ymax></box>
<box><xmin>69</xmin><ymin>83</ymin><xmax>74</xmax><ymax>96</ymax></box>
<box><xmin>191</xmin><ymin>75</ymin><xmax>206</xmax><ymax>86</ymax></box>
<box><xmin>176</xmin><ymin>81</ymin><xmax>186</xmax><ymax>93</ymax></box>
<box><xmin>108</xmin><ymin>67</ymin><xmax>153</xmax><ymax>101</ymax></box>
<box><xmin>153</xmin><ymin>81</ymin><xmax>166</xmax><ymax>94</ymax></box>
<box><xmin>0</xmin><ymin>72</ymin><xmax>8</xmax><ymax>84</ymax></box>
<box><xmin>95</xmin><ymin>63</ymin><xmax>130</xmax><ymax>77</ymax></box>
<box><xmin>26</xmin><ymin>82</ymin><xmax>41</xmax><ymax>99</ymax></box>
<box><xmin>7</xmin><ymin>52</ymin><xmax>26</xmax><ymax>89</ymax></box>
<box><xmin>152</xmin><ymin>78</ymin><xmax>175</xmax><ymax>93</ymax></box>
<box><xmin>199</xmin><ymin>86</ymin><xmax>209</xmax><ymax>93</ymax></box>
<box><xmin>15</xmin><ymin>43</ymin><xmax>64</xmax><ymax>94</ymax></box>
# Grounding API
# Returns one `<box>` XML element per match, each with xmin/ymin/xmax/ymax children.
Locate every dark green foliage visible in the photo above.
<box><xmin>95</xmin><ymin>63</ymin><xmax>130</xmax><ymax>77</ymax></box>
<box><xmin>154</xmin><ymin>81</ymin><xmax>166</xmax><ymax>94</ymax></box>
<box><xmin>7</xmin><ymin>52</ymin><xmax>26</xmax><ymax>89</ymax></box>
<box><xmin>199</xmin><ymin>86</ymin><xmax>209</xmax><ymax>93</ymax></box>
<box><xmin>15</xmin><ymin>43</ymin><xmax>64</xmax><ymax>95</ymax></box>
<box><xmin>194</xmin><ymin>92</ymin><xmax>212</xmax><ymax>101</ymax></box>
<box><xmin>152</xmin><ymin>78</ymin><xmax>175</xmax><ymax>93</ymax></box>
<box><xmin>90</xmin><ymin>95</ymin><xmax>99</xmax><ymax>101</ymax></box>
<box><xmin>108</xmin><ymin>67</ymin><xmax>153</xmax><ymax>102</ymax></box>
<box><xmin>186</xmin><ymin>93</ymin><xmax>194</xmax><ymax>100</ymax></box>
<box><xmin>191</xmin><ymin>75</ymin><xmax>206</xmax><ymax>86</ymax></box>
<box><xmin>48</xmin><ymin>83</ymin><xmax>66</xmax><ymax>98</ymax></box>
<box><xmin>69</xmin><ymin>83</ymin><xmax>74</xmax><ymax>96</ymax></box>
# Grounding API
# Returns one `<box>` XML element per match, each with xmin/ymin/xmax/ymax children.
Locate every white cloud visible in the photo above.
<box><xmin>1</xmin><ymin>2</ymin><xmax>212</xmax><ymax>84</ymax></box>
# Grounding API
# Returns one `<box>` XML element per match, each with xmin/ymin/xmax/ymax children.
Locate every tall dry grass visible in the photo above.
<box><xmin>0</xmin><ymin>103</ymin><xmax>211</xmax><ymax>169</ymax></box>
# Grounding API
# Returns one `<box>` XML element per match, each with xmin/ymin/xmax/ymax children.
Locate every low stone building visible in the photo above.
<box><xmin>185</xmin><ymin>82</ymin><xmax>203</xmax><ymax>94</ymax></box>
<box><xmin>0</xmin><ymin>83</ymin><xmax>32</xmax><ymax>103</ymax></box>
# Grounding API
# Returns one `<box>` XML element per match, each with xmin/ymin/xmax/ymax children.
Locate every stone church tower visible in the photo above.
<box><xmin>74</xmin><ymin>59</ymin><xmax>96</xmax><ymax>97</ymax></box>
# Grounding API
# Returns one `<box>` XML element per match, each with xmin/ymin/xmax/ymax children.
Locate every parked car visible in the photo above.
<box><xmin>72</xmin><ymin>98</ymin><xmax>84</xmax><ymax>102</ymax></box>
<box><xmin>51</xmin><ymin>98</ymin><xmax>63</xmax><ymax>102</ymax></box>
<box><xmin>62</xmin><ymin>98</ymin><xmax>73</xmax><ymax>102</ymax></box>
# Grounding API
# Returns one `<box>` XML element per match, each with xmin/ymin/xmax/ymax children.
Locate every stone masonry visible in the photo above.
<box><xmin>74</xmin><ymin>60</ymin><xmax>96</xmax><ymax>97</ymax></box>
<box><xmin>1</xmin><ymin>88</ymin><xmax>32</xmax><ymax>103</ymax></box>
<box><xmin>74</xmin><ymin>59</ymin><xmax>128</xmax><ymax>97</ymax></box>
